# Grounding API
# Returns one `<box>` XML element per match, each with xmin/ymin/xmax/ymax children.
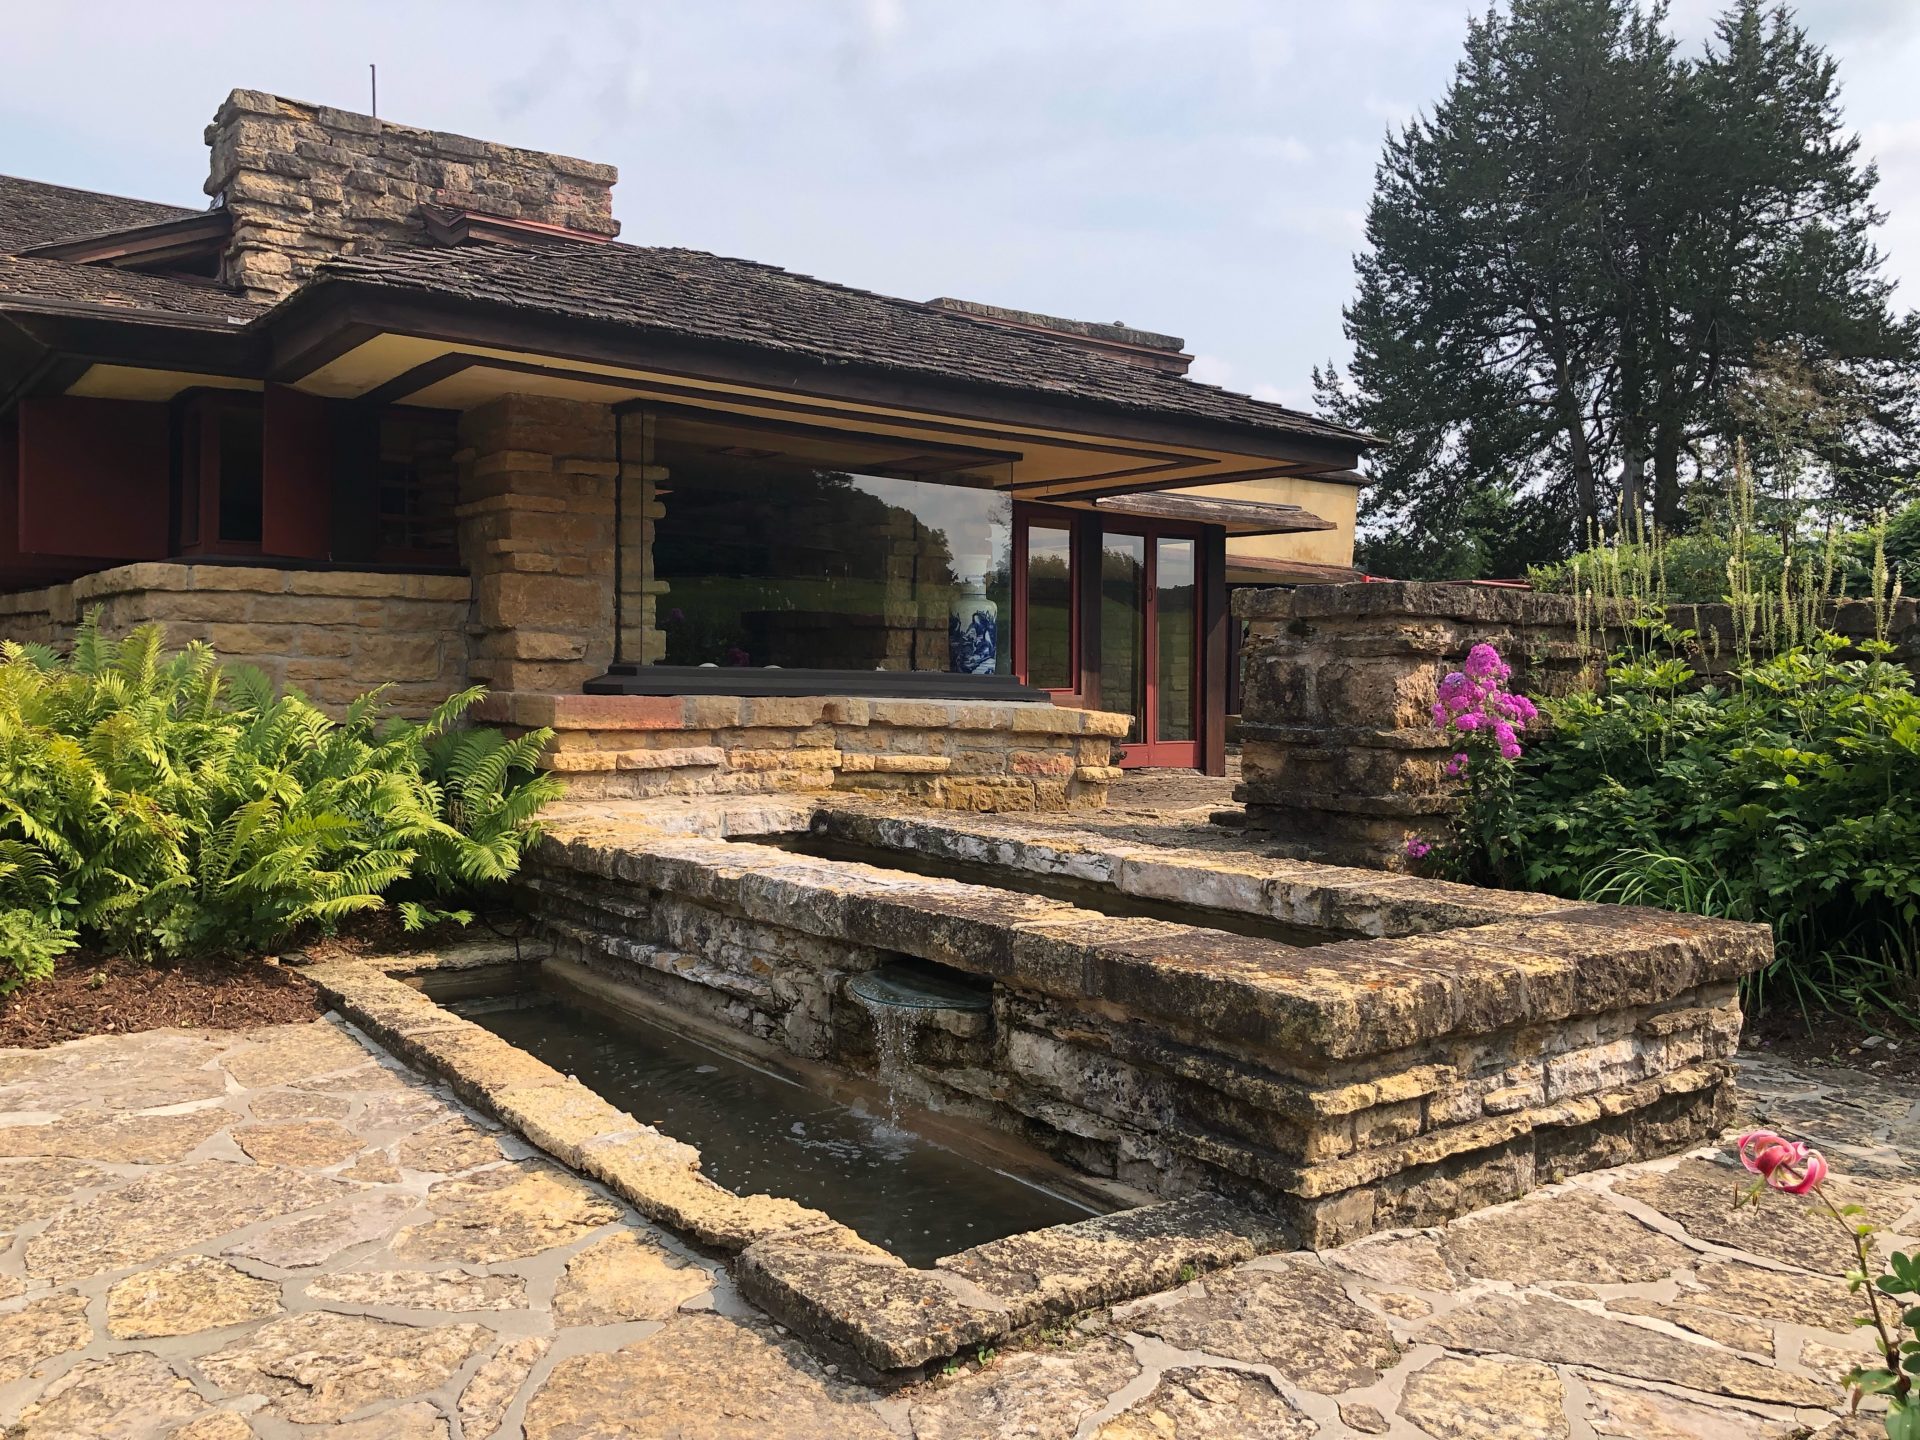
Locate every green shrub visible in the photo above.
<box><xmin>1494</xmin><ymin>636</ymin><xmax>1920</xmax><ymax>1017</ymax></box>
<box><xmin>1887</xmin><ymin>499</ymin><xmax>1920</xmax><ymax>585</ymax></box>
<box><xmin>1528</xmin><ymin>528</ymin><xmax>1898</xmax><ymax>605</ymax></box>
<box><xmin>0</xmin><ymin>617</ymin><xmax>562</xmax><ymax>987</ymax></box>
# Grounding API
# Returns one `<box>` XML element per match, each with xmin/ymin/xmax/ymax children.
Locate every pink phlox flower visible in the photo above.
<box><xmin>1431</xmin><ymin>702</ymin><xmax>1449</xmax><ymax>727</ymax></box>
<box><xmin>1443</xmin><ymin>752</ymin><xmax>1468</xmax><ymax>777</ymax></box>
<box><xmin>1499</xmin><ymin>740</ymin><xmax>1523</xmax><ymax>761</ymax></box>
<box><xmin>1487</xmin><ymin>692</ymin><xmax>1535</xmax><ymax>729</ymax></box>
<box><xmin>1404</xmin><ymin>836</ymin><xmax>1432</xmax><ymax>860</ymax></box>
<box><xmin>1463</xmin><ymin>644</ymin><xmax>1511</xmax><ymax>683</ymax></box>
<box><xmin>1455</xmin><ymin>711</ymin><xmax>1485</xmax><ymax>732</ymax></box>
<box><xmin>1436</xmin><ymin>672</ymin><xmax>1478</xmax><ymax>713</ymax></box>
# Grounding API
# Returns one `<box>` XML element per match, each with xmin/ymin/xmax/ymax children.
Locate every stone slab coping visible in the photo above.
<box><xmin>475</xmin><ymin>690</ymin><xmax>1136</xmax><ymax>737</ymax></box>
<box><xmin>302</xmin><ymin>946</ymin><xmax>1287</xmax><ymax>1373</ymax></box>
<box><xmin>538</xmin><ymin>800</ymin><xmax>1772</xmax><ymax>1067</ymax></box>
<box><xmin>808</xmin><ymin>803</ymin><xmax>1569</xmax><ymax>934</ymax></box>
<box><xmin>0</xmin><ymin>560</ymin><xmax>472</xmax><ymax>611</ymax></box>
<box><xmin>1233</xmin><ymin>579</ymin><xmax>1583</xmax><ymax>625</ymax></box>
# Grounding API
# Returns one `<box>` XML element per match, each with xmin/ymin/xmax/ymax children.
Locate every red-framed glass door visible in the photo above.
<box><xmin>1013</xmin><ymin>504</ymin><xmax>1205</xmax><ymax>769</ymax></box>
<box><xmin>1100</xmin><ymin>526</ymin><xmax>1199</xmax><ymax>768</ymax></box>
<box><xmin>1011</xmin><ymin>510</ymin><xmax>1081</xmax><ymax>702</ymax></box>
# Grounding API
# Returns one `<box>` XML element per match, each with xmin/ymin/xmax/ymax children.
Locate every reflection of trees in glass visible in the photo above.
<box><xmin>653</xmin><ymin>461</ymin><xmax>962</xmax><ymax>669</ymax></box>
<box><xmin>1023</xmin><ymin>553</ymin><xmax>1072</xmax><ymax>689</ymax></box>
<box><xmin>1100</xmin><ymin>538</ymin><xmax>1146</xmax><ymax>739</ymax></box>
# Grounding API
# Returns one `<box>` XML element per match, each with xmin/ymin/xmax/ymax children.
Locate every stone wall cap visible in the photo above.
<box><xmin>1234</xmin><ymin>581</ymin><xmax>1585</xmax><ymax>626</ymax></box>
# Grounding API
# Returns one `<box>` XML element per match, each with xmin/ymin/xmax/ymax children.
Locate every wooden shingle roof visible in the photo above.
<box><xmin>315</xmin><ymin>242</ymin><xmax>1369</xmax><ymax>446</ymax></box>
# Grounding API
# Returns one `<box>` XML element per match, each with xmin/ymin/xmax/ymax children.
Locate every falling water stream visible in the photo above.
<box><xmin>858</xmin><ymin>997</ymin><xmax>918</xmax><ymax>1127</ymax></box>
<box><xmin>847</xmin><ymin>959</ymin><xmax>993</xmax><ymax>1128</ymax></box>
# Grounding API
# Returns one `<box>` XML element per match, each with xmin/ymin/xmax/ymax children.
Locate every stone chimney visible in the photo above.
<box><xmin>204</xmin><ymin>89</ymin><xmax>619</xmax><ymax>300</ymax></box>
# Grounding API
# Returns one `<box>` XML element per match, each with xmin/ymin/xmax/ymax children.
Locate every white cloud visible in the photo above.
<box><xmin>1187</xmin><ymin>354</ymin><xmax>1236</xmax><ymax>388</ymax></box>
<box><xmin>1242</xmin><ymin>135</ymin><xmax>1313</xmax><ymax>165</ymax></box>
<box><xmin>862</xmin><ymin>0</ymin><xmax>904</xmax><ymax>44</ymax></box>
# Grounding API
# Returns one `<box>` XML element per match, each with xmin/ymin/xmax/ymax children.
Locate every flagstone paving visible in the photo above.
<box><xmin>0</xmin><ymin>1019</ymin><xmax>1904</xmax><ymax>1438</ymax></box>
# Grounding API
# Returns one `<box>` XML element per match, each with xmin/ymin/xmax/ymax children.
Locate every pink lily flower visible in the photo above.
<box><xmin>1735</xmin><ymin>1129</ymin><xmax>1828</xmax><ymax>1194</ymax></box>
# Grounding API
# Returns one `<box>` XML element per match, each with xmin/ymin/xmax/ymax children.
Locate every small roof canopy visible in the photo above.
<box><xmin>1093</xmin><ymin>491</ymin><xmax>1335</xmax><ymax>535</ymax></box>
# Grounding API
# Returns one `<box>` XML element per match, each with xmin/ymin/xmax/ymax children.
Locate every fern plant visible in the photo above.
<box><xmin>0</xmin><ymin>614</ymin><xmax>561</xmax><ymax>983</ymax></box>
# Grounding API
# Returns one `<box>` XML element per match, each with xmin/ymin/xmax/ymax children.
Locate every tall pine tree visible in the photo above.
<box><xmin>1324</xmin><ymin>0</ymin><xmax>1918</xmax><ymax>578</ymax></box>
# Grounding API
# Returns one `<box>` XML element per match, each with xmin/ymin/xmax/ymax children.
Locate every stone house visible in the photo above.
<box><xmin>0</xmin><ymin>90</ymin><xmax>1371</xmax><ymax>802</ymax></box>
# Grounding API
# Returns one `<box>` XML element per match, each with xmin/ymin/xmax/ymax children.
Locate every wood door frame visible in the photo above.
<box><xmin>1011</xmin><ymin>505</ymin><xmax>1087</xmax><ymax>705</ymax></box>
<box><xmin>1101</xmin><ymin>521</ymin><xmax>1201</xmax><ymax>770</ymax></box>
<box><xmin>1011</xmin><ymin>501</ymin><xmax>1225</xmax><ymax>775</ymax></box>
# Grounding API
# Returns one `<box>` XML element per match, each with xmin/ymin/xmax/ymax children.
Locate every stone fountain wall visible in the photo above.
<box><xmin>1234</xmin><ymin>582</ymin><xmax>1600</xmax><ymax>870</ymax></box>
<box><xmin>517</xmin><ymin>799</ymin><xmax>1767</xmax><ymax>1249</ymax></box>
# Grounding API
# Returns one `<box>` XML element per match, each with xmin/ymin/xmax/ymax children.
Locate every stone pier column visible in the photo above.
<box><xmin>613</xmin><ymin>410</ymin><xmax>669</xmax><ymax>668</ymax></box>
<box><xmin>1234</xmin><ymin>582</ymin><xmax>1600</xmax><ymax>869</ymax></box>
<box><xmin>456</xmin><ymin>395</ymin><xmax>618</xmax><ymax>692</ymax></box>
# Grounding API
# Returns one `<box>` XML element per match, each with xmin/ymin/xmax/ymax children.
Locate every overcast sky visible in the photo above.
<box><xmin>6</xmin><ymin>1</ymin><xmax>1918</xmax><ymax>414</ymax></box>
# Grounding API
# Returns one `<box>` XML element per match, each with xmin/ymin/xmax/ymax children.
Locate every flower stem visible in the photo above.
<box><xmin>1819</xmin><ymin>1187</ymin><xmax>1909</xmax><ymax>1402</ymax></box>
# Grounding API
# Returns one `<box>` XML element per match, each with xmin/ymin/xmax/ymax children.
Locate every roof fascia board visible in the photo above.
<box><xmin>2</xmin><ymin>307</ymin><xmax>266</xmax><ymax>381</ymax></box>
<box><xmin>18</xmin><ymin>210</ymin><xmax>231</xmax><ymax>265</ymax></box>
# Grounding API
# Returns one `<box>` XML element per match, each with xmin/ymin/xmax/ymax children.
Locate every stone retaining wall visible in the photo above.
<box><xmin>477</xmin><ymin>692</ymin><xmax>1129</xmax><ymax>811</ymax></box>
<box><xmin>524</xmin><ymin>798</ymin><xmax>1768</xmax><ymax>1250</ymax></box>
<box><xmin>1235</xmin><ymin>581</ymin><xmax>1920</xmax><ymax>869</ymax></box>
<box><xmin>0</xmin><ymin>562</ymin><xmax>471</xmax><ymax>716</ymax></box>
<box><xmin>1234</xmin><ymin>583</ymin><xmax>1601</xmax><ymax>868</ymax></box>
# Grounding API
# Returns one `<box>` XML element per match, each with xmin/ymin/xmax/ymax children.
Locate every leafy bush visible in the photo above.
<box><xmin>1887</xmin><ymin>499</ymin><xmax>1920</xmax><ymax>586</ymax></box>
<box><xmin>1489</xmin><ymin>636</ymin><xmax>1920</xmax><ymax>1017</ymax></box>
<box><xmin>0</xmin><ymin>617</ymin><xmax>562</xmax><ymax>988</ymax></box>
<box><xmin>1528</xmin><ymin>527</ymin><xmax>1901</xmax><ymax>605</ymax></box>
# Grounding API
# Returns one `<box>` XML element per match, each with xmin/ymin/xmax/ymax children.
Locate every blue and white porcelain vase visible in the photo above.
<box><xmin>948</xmin><ymin>576</ymin><xmax>998</xmax><ymax>675</ymax></box>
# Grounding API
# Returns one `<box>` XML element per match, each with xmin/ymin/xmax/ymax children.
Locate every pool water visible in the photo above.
<box><xmin>455</xmin><ymin>995</ymin><xmax>1099</xmax><ymax>1266</ymax></box>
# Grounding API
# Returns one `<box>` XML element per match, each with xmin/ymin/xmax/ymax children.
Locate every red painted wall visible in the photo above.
<box><xmin>262</xmin><ymin>384</ymin><xmax>332</xmax><ymax>560</ymax></box>
<box><xmin>15</xmin><ymin>396</ymin><xmax>170</xmax><ymax>560</ymax></box>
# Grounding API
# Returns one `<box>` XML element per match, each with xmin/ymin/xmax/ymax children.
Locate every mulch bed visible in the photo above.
<box><xmin>0</xmin><ymin>910</ymin><xmax>532</xmax><ymax>1051</ymax></box>
<box><xmin>1745</xmin><ymin>1005</ymin><xmax>1920</xmax><ymax>1085</ymax></box>
<box><xmin>0</xmin><ymin>952</ymin><xmax>326</xmax><ymax>1050</ymax></box>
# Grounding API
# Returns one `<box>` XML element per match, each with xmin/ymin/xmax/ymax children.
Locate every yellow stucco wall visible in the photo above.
<box><xmin>1180</xmin><ymin>475</ymin><xmax>1362</xmax><ymax>568</ymax></box>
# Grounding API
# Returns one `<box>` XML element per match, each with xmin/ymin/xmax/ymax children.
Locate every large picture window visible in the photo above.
<box><xmin>1020</xmin><ymin>520</ymin><xmax>1076</xmax><ymax>692</ymax></box>
<box><xmin>640</xmin><ymin>415</ymin><xmax>1013</xmax><ymax>676</ymax></box>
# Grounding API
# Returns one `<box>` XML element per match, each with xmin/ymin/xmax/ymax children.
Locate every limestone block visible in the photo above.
<box><xmin>290</xmin><ymin>571</ymin><xmax>419</xmax><ymax>598</ymax></box>
<box><xmin>1010</xmin><ymin>750</ymin><xmax>1075</xmax><ymax>779</ymax></box>
<box><xmin>474</xmin><ymin>572</ymin><xmax>605</xmax><ymax>630</ymax></box>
